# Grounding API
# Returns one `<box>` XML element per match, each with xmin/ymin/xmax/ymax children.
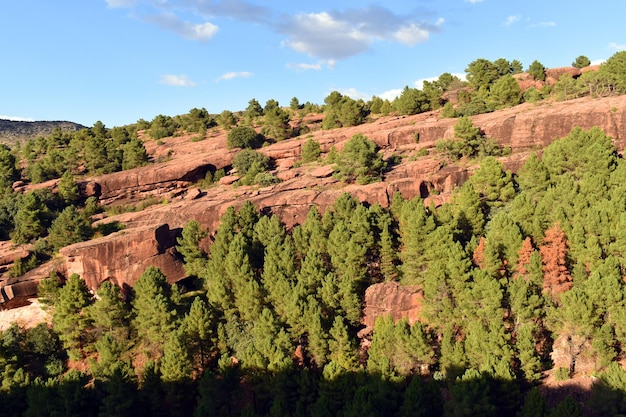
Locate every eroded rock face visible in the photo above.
<box><xmin>360</xmin><ymin>282</ymin><xmax>424</xmax><ymax>337</ymax></box>
<box><xmin>4</xmin><ymin>94</ymin><xmax>626</xmax><ymax>303</ymax></box>
<box><xmin>59</xmin><ymin>224</ymin><xmax>186</xmax><ymax>291</ymax></box>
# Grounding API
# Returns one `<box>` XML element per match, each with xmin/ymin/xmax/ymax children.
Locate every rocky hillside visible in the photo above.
<box><xmin>0</xmin><ymin>119</ymin><xmax>86</xmax><ymax>144</ymax></box>
<box><xmin>1</xmin><ymin>94</ymin><xmax>626</xmax><ymax>306</ymax></box>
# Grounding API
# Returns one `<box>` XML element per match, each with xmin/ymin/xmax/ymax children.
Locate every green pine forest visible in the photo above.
<box><xmin>1</xmin><ymin>53</ymin><xmax>626</xmax><ymax>416</ymax></box>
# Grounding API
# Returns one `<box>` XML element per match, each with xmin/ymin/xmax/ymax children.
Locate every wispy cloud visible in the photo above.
<box><xmin>0</xmin><ymin>115</ymin><xmax>35</xmax><ymax>122</ymax></box>
<box><xmin>504</xmin><ymin>15</ymin><xmax>521</xmax><ymax>26</ymax></box>
<box><xmin>190</xmin><ymin>0</ymin><xmax>272</xmax><ymax>24</ymax></box>
<box><xmin>215</xmin><ymin>71</ymin><xmax>253</xmax><ymax>82</ymax></box>
<box><xmin>609</xmin><ymin>42</ymin><xmax>626</xmax><ymax>51</ymax></box>
<box><xmin>147</xmin><ymin>12</ymin><xmax>218</xmax><ymax>41</ymax></box>
<box><xmin>465</xmin><ymin>0</ymin><xmax>484</xmax><ymax>3</ymax></box>
<box><xmin>286</xmin><ymin>62</ymin><xmax>323</xmax><ymax>71</ymax></box>
<box><xmin>159</xmin><ymin>74</ymin><xmax>197</xmax><ymax>87</ymax></box>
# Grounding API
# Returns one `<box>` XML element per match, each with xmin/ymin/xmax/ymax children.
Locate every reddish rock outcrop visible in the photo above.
<box><xmin>545</xmin><ymin>66</ymin><xmax>582</xmax><ymax>84</ymax></box>
<box><xmin>4</xmin><ymin>94</ymin><xmax>626</xmax><ymax>304</ymax></box>
<box><xmin>59</xmin><ymin>224</ymin><xmax>186</xmax><ymax>291</ymax></box>
<box><xmin>550</xmin><ymin>333</ymin><xmax>597</xmax><ymax>376</ymax></box>
<box><xmin>360</xmin><ymin>282</ymin><xmax>424</xmax><ymax>337</ymax></box>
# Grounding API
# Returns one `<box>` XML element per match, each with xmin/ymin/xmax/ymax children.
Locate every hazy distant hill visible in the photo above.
<box><xmin>0</xmin><ymin>119</ymin><xmax>86</xmax><ymax>145</ymax></box>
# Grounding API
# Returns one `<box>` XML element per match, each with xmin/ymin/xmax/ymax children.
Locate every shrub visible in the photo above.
<box><xmin>227</xmin><ymin>126</ymin><xmax>264</xmax><ymax>149</ymax></box>
<box><xmin>527</xmin><ymin>60</ymin><xmax>546</xmax><ymax>81</ymax></box>
<box><xmin>523</xmin><ymin>87</ymin><xmax>543</xmax><ymax>103</ymax></box>
<box><xmin>440</xmin><ymin>102</ymin><xmax>457</xmax><ymax>118</ymax></box>
<box><xmin>554</xmin><ymin>367</ymin><xmax>570</xmax><ymax>381</ymax></box>
<box><xmin>232</xmin><ymin>149</ymin><xmax>270</xmax><ymax>176</ymax></box>
<box><xmin>301</xmin><ymin>138</ymin><xmax>321</xmax><ymax>163</ymax></box>
<box><xmin>333</xmin><ymin>133</ymin><xmax>386</xmax><ymax>184</ymax></box>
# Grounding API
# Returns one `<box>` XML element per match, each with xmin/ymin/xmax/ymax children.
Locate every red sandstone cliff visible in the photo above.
<box><xmin>1</xmin><ymin>94</ymin><xmax>626</xmax><ymax>305</ymax></box>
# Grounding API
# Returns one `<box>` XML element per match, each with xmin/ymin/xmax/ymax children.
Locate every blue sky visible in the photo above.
<box><xmin>2</xmin><ymin>0</ymin><xmax>625</xmax><ymax>127</ymax></box>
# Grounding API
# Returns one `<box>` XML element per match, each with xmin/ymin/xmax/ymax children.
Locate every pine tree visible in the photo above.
<box><xmin>481</xmin><ymin>211</ymin><xmax>523</xmax><ymax>280</ymax></box>
<box><xmin>251</xmin><ymin>308</ymin><xmax>293</xmax><ymax>372</ymax></box>
<box><xmin>11</xmin><ymin>192</ymin><xmax>47</xmax><ymax>244</ymax></box>
<box><xmin>518</xmin><ymin>387</ymin><xmax>547</xmax><ymax>417</ymax></box>
<box><xmin>262</xmin><ymin>236</ymin><xmax>301</xmax><ymax>328</ymax></box>
<box><xmin>47</xmin><ymin>205</ymin><xmax>94</xmax><ymax>251</ymax></box>
<box><xmin>588</xmin><ymin>361</ymin><xmax>626</xmax><ymax>416</ymax></box>
<box><xmin>398</xmin><ymin>197</ymin><xmax>436</xmax><ymax>284</ymax></box>
<box><xmin>376</xmin><ymin>209</ymin><xmax>400</xmax><ymax>281</ymax></box>
<box><xmin>160</xmin><ymin>329</ymin><xmax>193</xmax><ymax>383</ymax></box>
<box><xmin>515</xmin><ymin>322</ymin><xmax>542</xmax><ymax>381</ymax></box>
<box><xmin>97</xmin><ymin>365</ymin><xmax>138</xmax><ymax>417</ymax></box>
<box><xmin>399</xmin><ymin>376</ymin><xmax>443</xmax><ymax>417</ymax></box>
<box><xmin>445</xmin><ymin>368</ymin><xmax>496</xmax><ymax>417</ymax></box>
<box><xmin>303</xmin><ymin>297</ymin><xmax>329</xmax><ymax>367</ymax></box>
<box><xmin>327</xmin><ymin>316</ymin><xmax>357</xmax><ymax>372</ymax></box>
<box><xmin>57</xmin><ymin>170</ymin><xmax>79</xmax><ymax>205</ymax></box>
<box><xmin>225</xmin><ymin>233</ymin><xmax>263</xmax><ymax>322</ymax></box>
<box><xmin>182</xmin><ymin>296</ymin><xmax>215</xmax><ymax>371</ymax></box>
<box><xmin>468</xmin><ymin>156</ymin><xmax>517</xmax><ymax>211</ymax></box>
<box><xmin>176</xmin><ymin>220</ymin><xmax>208</xmax><ymax>277</ymax></box>
<box><xmin>292</xmin><ymin>205</ymin><xmax>327</xmax><ymax>256</ymax></box>
<box><xmin>540</xmin><ymin>223</ymin><xmax>572</xmax><ymax>301</ymax></box>
<box><xmin>547</xmin><ymin>396</ymin><xmax>581</xmax><ymax>417</ymax></box>
<box><xmin>132</xmin><ymin>267</ymin><xmax>178</xmax><ymax>357</ymax></box>
<box><xmin>0</xmin><ymin>144</ymin><xmax>18</xmax><ymax>192</ymax></box>
<box><xmin>121</xmin><ymin>138</ymin><xmax>149</xmax><ymax>170</ymax></box>
<box><xmin>451</xmin><ymin>183</ymin><xmax>485</xmax><ymax>244</ymax></box>
<box><xmin>87</xmin><ymin>281</ymin><xmax>130</xmax><ymax>342</ymax></box>
<box><xmin>52</xmin><ymin>273</ymin><xmax>94</xmax><ymax>359</ymax></box>
<box><xmin>517</xmin><ymin>153</ymin><xmax>551</xmax><ymax>200</ymax></box>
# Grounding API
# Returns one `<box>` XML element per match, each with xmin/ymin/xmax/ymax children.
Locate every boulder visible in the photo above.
<box><xmin>360</xmin><ymin>282</ymin><xmax>424</xmax><ymax>337</ymax></box>
<box><xmin>185</xmin><ymin>188</ymin><xmax>203</xmax><ymax>200</ymax></box>
<box><xmin>310</xmin><ymin>165</ymin><xmax>334</xmax><ymax>178</ymax></box>
<box><xmin>550</xmin><ymin>333</ymin><xmax>597</xmax><ymax>376</ymax></box>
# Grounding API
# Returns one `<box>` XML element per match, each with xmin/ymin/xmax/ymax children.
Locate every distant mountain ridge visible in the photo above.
<box><xmin>0</xmin><ymin>119</ymin><xmax>86</xmax><ymax>144</ymax></box>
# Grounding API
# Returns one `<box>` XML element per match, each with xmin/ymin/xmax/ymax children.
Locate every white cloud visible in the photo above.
<box><xmin>281</xmin><ymin>12</ymin><xmax>370</xmax><ymax>60</ymax></box>
<box><xmin>215</xmin><ymin>71</ymin><xmax>253</xmax><ymax>81</ymax></box>
<box><xmin>591</xmin><ymin>58</ymin><xmax>605</xmax><ymax>66</ymax></box>
<box><xmin>414</xmin><ymin>76</ymin><xmax>438</xmax><ymax>90</ymax></box>
<box><xmin>379</xmin><ymin>89</ymin><xmax>403</xmax><ymax>101</ymax></box>
<box><xmin>286</xmin><ymin>62</ymin><xmax>323</xmax><ymax>71</ymax></box>
<box><xmin>278</xmin><ymin>7</ymin><xmax>442</xmax><ymax>61</ymax></box>
<box><xmin>609</xmin><ymin>42</ymin><xmax>626</xmax><ymax>51</ymax></box>
<box><xmin>465</xmin><ymin>0</ymin><xmax>484</xmax><ymax>3</ymax></box>
<box><xmin>147</xmin><ymin>12</ymin><xmax>218</xmax><ymax>42</ymax></box>
<box><xmin>159</xmin><ymin>74</ymin><xmax>197</xmax><ymax>87</ymax></box>
<box><xmin>337</xmin><ymin>88</ymin><xmax>370</xmax><ymax>101</ymax></box>
<box><xmin>394</xmin><ymin>23</ymin><xmax>430</xmax><ymax>45</ymax></box>
<box><xmin>0</xmin><ymin>115</ymin><xmax>35</xmax><ymax>122</ymax></box>
<box><xmin>504</xmin><ymin>15</ymin><xmax>521</xmax><ymax>26</ymax></box>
